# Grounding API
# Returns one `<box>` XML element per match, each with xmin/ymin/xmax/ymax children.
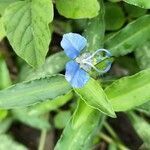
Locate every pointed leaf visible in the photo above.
<box><xmin>3</xmin><ymin>0</ymin><xmax>53</xmax><ymax>67</ymax></box>
<box><xmin>105</xmin><ymin>69</ymin><xmax>150</xmax><ymax>111</ymax></box>
<box><xmin>55</xmin><ymin>100</ymin><xmax>105</xmax><ymax>150</ymax></box>
<box><xmin>105</xmin><ymin>15</ymin><xmax>150</xmax><ymax>56</ymax></box>
<box><xmin>75</xmin><ymin>78</ymin><xmax>116</xmax><ymax>118</ymax></box>
<box><xmin>0</xmin><ymin>75</ymin><xmax>71</xmax><ymax>108</ymax></box>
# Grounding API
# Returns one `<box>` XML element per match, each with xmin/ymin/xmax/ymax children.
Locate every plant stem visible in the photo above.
<box><xmin>104</xmin><ymin>122</ymin><xmax>119</xmax><ymax>140</ymax></box>
<box><xmin>38</xmin><ymin>129</ymin><xmax>47</xmax><ymax>150</ymax></box>
<box><xmin>99</xmin><ymin>132</ymin><xmax>129</xmax><ymax>150</ymax></box>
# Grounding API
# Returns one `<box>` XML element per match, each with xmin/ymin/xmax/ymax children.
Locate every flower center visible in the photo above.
<box><xmin>75</xmin><ymin>53</ymin><xmax>93</xmax><ymax>71</ymax></box>
<box><xmin>75</xmin><ymin>49</ymin><xmax>112</xmax><ymax>74</ymax></box>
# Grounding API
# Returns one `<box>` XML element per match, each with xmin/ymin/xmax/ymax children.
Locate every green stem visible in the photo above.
<box><xmin>38</xmin><ymin>129</ymin><xmax>47</xmax><ymax>150</ymax></box>
<box><xmin>99</xmin><ymin>132</ymin><xmax>129</xmax><ymax>150</ymax></box>
<box><xmin>104</xmin><ymin>122</ymin><xmax>119</xmax><ymax>140</ymax></box>
<box><xmin>99</xmin><ymin>132</ymin><xmax>113</xmax><ymax>143</ymax></box>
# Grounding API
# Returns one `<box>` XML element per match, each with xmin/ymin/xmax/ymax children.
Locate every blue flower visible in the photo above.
<box><xmin>61</xmin><ymin>33</ymin><xmax>112</xmax><ymax>88</ymax></box>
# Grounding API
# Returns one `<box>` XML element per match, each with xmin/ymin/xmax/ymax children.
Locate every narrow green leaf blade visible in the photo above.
<box><xmin>56</xmin><ymin>0</ymin><xmax>100</xmax><ymax>19</ymax></box>
<box><xmin>55</xmin><ymin>100</ymin><xmax>105</xmax><ymax>150</ymax></box>
<box><xmin>0</xmin><ymin>75</ymin><xmax>71</xmax><ymax>108</ymax></box>
<box><xmin>12</xmin><ymin>109</ymin><xmax>51</xmax><ymax>130</ymax></box>
<box><xmin>105</xmin><ymin>69</ymin><xmax>150</xmax><ymax>111</ymax></box>
<box><xmin>27</xmin><ymin>91</ymin><xmax>73</xmax><ymax>116</ymax></box>
<box><xmin>123</xmin><ymin>0</ymin><xmax>150</xmax><ymax>9</ymax></box>
<box><xmin>135</xmin><ymin>40</ymin><xmax>150</xmax><ymax>113</ymax></box>
<box><xmin>135</xmin><ymin>40</ymin><xmax>150</xmax><ymax>70</ymax></box>
<box><xmin>4</xmin><ymin>0</ymin><xmax>53</xmax><ymax>67</ymax></box>
<box><xmin>75</xmin><ymin>78</ymin><xmax>116</xmax><ymax>117</ymax></box>
<box><xmin>83</xmin><ymin>0</ymin><xmax>105</xmax><ymax>52</ymax></box>
<box><xmin>105</xmin><ymin>15</ymin><xmax>150</xmax><ymax>56</ymax></box>
<box><xmin>19</xmin><ymin>51</ymin><xmax>69</xmax><ymax>81</ymax></box>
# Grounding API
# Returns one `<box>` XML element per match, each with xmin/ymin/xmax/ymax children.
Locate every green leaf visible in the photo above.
<box><xmin>105</xmin><ymin>69</ymin><xmax>150</xmax><ymax>111</ymax></box>
<box><xmin>0</xmin><ymin>0</ymin><xmax>18</xmax><ymax>15</ymax></box>
<box><xmin>134</xmin><ymin>40</ymin><xmax>150</xmax><ymax>113</ymax></box>
<box><xmin>137</xmin><ymin>101</ymin><xmax>150</xmax><ymax>115</ymax></box>
<box><xmin>19</xmin><ymin>51</ymin><xmax>69</xmax><ymax>81</ymax></box>
<box><xmin>75</xmin><ymin>78</ymin><xmax>116</xmax><ymax>118</ymax></box>
<box><xmin>105</xmin><ymin>2</ymin><xmax>125</xmax><ymax>31</ymax></box>
<box><xmin>56</xmin><ymin>0</ymin><xmax>100</xmax><ymax>19</ymax></box>
<box><xmin>55</xmin><ymin>100</ymin><xmax>105</xmax><ymax>150</ymax></box>
<box><xmin>0</xmin><ymin>75</ymin><xmax>71</xmax><ymax>108</ymax></box>
<box><xmin>123</xmin><ymin>0</ymin><xmax>150</xmax><ymax>9</ymax></box>
<box><xmin>12</xmin><ymin>109</ymin><xmax>51</xmax><ymax>130</ymax></box>
<box><xmin>105</xmin><ymin>15</ymin><xmax>150</xmax><ymax>56</ymax></box>
<box><xmin>0</xmin><ymin>57</ymin><xmax>11</xmax><ymax>89</ymax></box>
<box><xmin>54</xmin><ymin>111</ymin><xmax>71</xmax><ymax>129</ymax></box>
<box><xmin>27</xmin><ymin>91</ymin><xmax>73</xmax><ymax>116</ymax></box>
<box><xmin>124</xmin><ymin>3</ymin><xmax>147</xmax><ymax>18</ymax></box>
<box><xmin>1</xmin><ymin>69</ymin><xmax>150</xmax><ymax>112</ymax></box>
<box><xmin>0</xmin><ymin>18</ymin><xmax>5</xmax><ymax>40</ymax></box>
<box><xmin>3</xmin><ymin>0</ymin><xmax>53</xmax><ymax>67</ymax></box>
<box><xmin>135</xmin><ymin>40</ymin><xmax>150</xmax><ymax>70</ymax></box>
<box><xmin>0</xmin><ymin>134</ymin><xmax>27</xmax><ymax>150</ymax></box>
<box><xmin>0</xmin><ymin>118</ymin><xmax>12</xmax><ymax>134</ymax></box>
<box><xmin>128</xmin><ymin>112</ymin><xmax>150</xmax><ymax>148</ymax></box>
<box><xmin>83</xmin><ymin>0</ymin><xmax>105</xmax><ymax>52</ymax></box>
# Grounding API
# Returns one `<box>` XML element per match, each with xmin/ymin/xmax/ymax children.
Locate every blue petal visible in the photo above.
<box><xmin>65</xmin><ymin>60</ymin><xmax>90</xmax><ymax>88</ymax></box>
<box><xmin>61</xmin><ymin>33</ymin><xmax>87</xmax><ymax>59</ymax></box>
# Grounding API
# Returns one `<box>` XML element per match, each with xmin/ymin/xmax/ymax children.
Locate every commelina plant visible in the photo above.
<box><xmin>0</xmin><ymin>0</ymin><xmax>150</xmax><ymax>149</ymax></box>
